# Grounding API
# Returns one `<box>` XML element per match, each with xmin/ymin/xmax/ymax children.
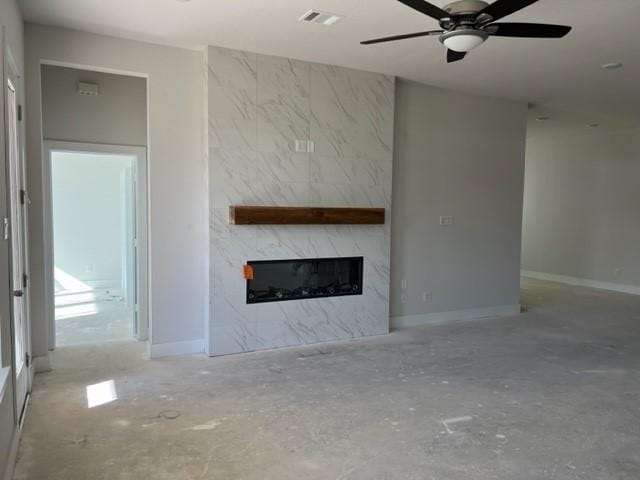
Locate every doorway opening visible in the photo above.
<box><xmin>47</xmin><ymin>146</ymin><xmax>147</xmax><ymax>346</ymax></box>
<box><xmin>39</xmin><ymin>64</ymin><xmax>149</xmax><ymax>350</ymax></box>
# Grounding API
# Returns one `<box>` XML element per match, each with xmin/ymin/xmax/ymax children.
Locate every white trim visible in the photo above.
<box><xmin>40</xmin><ymin>59</ymin><xmax>147</xmax><ymax>79</ymax></box>
<box><xmin>521</xmin><ymin>270</ymin><xmax>640</xmax><ymax>296</ymax></box>
<box><xmin>391</xmin><ymin>304</ymin><xmax>521</xmax><ymax>329</ymax></box>
<box><xmin>42</xmin><ymin>141</ymin><xmax>150</xmax><ymax>348</ymax></box>
<box><xmin>0</xmin><ymin>367</ymin><xmax>11</xmax><ymax>404</ymax></box>
<box><xmin>149</xmin><ymin>339</ymin><xmax>204</xmax><ymax>358</ymax></box>
<box><xmin>32</xmin><ymin>354</ymin><xmax>52</xmax><ymax>373</ymax></box>
<box><xmin>2</xmin><ymin>426</ymin><xmax>19</xmax><ymax>480</ymax></box>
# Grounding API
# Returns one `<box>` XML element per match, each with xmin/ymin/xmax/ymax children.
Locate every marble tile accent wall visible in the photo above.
<box><xmin>208</xmin><ymin>46</ymin><xmax>395</xmax><ymax>355</ymax></box>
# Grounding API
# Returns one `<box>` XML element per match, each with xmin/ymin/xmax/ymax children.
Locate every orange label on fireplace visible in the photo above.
<box><xmin>243</xmin><ymin>264</ymin><xmax>254</xmax><ymax>280</ymax></box>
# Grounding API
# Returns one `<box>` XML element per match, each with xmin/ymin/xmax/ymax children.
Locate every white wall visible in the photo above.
<box><xmin>390</xmin><ymin>79</ymin><xmax>527</xmax><ymax>325</ymax></box>
<box><xmin>25</xmin><ymin>24</ymin><xmax>207</xmax><ymax>359</ymax></box>
<box><xmin>41</xmin><ymin>64</ymin><xmax>147</xmax><ymax>146</ymax></box>
<box><xmin>51</xmin><ymin>152</ymin><xmax>132</xmax><ymax>290</ymax></box>
<box><xmin>0</xmin><ymin>0</ymin><xmax>24</xmax><ymax>477</ymax></box>
<box><xmin>522</xmin><ymin>125</ymin><xmax>640</xmax><ymax>288</ymax></box>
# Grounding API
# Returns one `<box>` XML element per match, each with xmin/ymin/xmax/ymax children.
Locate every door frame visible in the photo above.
<box><xmin>3</xmin><ymin>34</ymin><xmax>31</xmax><ymax>425</ymax></box>
<box><xmin>43</xmin><ymin>141</ymin><xmax>149</xmax><ymax>348</ymax></box>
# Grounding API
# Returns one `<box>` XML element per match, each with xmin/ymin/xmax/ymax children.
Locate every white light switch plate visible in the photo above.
<box><xmin>439</xmin><ymin>215</ymin><xmax>454</xmax><ymax>226</ymax></box>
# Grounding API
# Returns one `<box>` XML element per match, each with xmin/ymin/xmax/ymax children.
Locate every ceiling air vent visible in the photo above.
<box><xmin>299</xmin><ymin>9</ymin><xmax>343</xmax><ymax>26</ymax></box>
<box><xmin>77</xmin><ymin>82</ymin><xmax>100</xmax><ymax>96</ymax></box>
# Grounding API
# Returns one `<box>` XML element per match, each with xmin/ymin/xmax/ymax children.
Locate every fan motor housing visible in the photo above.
<box><xmin>443</xmin><ymin>0</ymin><xmax>489</xmax><ymax>16</ymax></box>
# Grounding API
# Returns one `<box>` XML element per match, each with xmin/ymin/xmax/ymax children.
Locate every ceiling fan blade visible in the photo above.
<box><xmin>361</xmin><ymin>30</ymin><xmax>443</xmax><ymax>45</ymax></box>
<box><xmin>397</xmin><ymin>0</ymin><xmax>451</xmax><ymax>20</ymax></box>
<box><xmin>479</xmin><ymin>0</ymin><xmax>540</xmax><ymax>22</ymax></box>
<box><xmin>488</xmin><ymin>23</ymin><xmax>572</xmax><ymax>38</ymax></box>
<box><xmin>447</xmin><ymin>49</ymin><xmax>466</xmax><ymax>63</ymax></box>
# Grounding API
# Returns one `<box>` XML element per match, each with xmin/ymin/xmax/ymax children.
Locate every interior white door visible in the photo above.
<box><xmin>5</xmin><ymin>61</ymin><xmax>29</xmax><ymax>420</ymax></box>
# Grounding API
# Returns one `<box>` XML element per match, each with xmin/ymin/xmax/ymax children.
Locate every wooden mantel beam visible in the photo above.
<box><xmin>229</xmin><ymin>206</ymin><xmax>385</xmax><ymax>225</ymax></box>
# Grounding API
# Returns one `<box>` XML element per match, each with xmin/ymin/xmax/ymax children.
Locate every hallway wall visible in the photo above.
<box><xmin>41</xmin><ymin>65</ymin><xmax>147</xmax><ymax>293</ymax></box>
<box><xmin>522</xmin><ymin>123</ymin><xmax>640</xmax><ymax>289</ymax></box>
<box><xmin>25</xmin><ymin>24</ymin><xmax>207</xmax><ymax>360</ymax></box>
<box><xmin>41</xmin><ymin>65</ymin><xmax>147</xmax><ymax>146</ymax></box>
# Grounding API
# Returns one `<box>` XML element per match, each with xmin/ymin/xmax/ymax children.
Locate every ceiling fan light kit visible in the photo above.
<box><xmin>361</xmin><ymin>0</ymin><xmax>572</xmax><ymax>63</ymax></box>
<box><xmin>440</xmin><ymin>29</ymin><xmax>488</xmax><ymax>52</ymax></box>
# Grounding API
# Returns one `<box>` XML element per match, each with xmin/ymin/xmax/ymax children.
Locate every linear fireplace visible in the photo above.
<box><xmin>246</xmin><ymin>257</ymin><xmax>363</xmax><ymax>304</ymax></box>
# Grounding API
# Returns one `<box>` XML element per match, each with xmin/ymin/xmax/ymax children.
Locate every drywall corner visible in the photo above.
<box><xmin>32</xmin><ymin>354</ymin><xmax>52</xmax><ymax>373</ymax></box>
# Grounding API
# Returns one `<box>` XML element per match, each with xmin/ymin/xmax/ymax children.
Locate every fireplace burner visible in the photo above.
<box><xmin>246</xmin><ymin>257</ymin><xmax>363</xmax><ymax>304</ymax></box>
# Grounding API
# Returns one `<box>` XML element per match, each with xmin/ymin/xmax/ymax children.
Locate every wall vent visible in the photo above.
<box><xmin>299</xmin><ymin>9</ymin><xmax>343</xmax><ymax>26</ymax></box>
<box><xmin>77</xmin><ymin>82</ymin><xmax>100</xmax><ymax>96</ymax></box>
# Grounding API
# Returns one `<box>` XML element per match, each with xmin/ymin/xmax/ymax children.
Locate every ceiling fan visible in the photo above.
<box><xmin>361</xmin><ymin>0</ymin><xmax>572</xmax><ymax>63</ymax></box>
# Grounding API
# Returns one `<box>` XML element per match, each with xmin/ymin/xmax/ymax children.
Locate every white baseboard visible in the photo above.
<box><xmin>2</xmin><ymin>428</ymin><xmax>20</xmax><ymax>480</ymax></box>
<box><xmin>33</xmin><ymin>353</ymin><xmax>52</xmax><ymax>373</ymax></box>
<box><xmin>85</xmin><ymin>279</ymin><xmax>121</xmax><ymax>290</ymax></box>
<box><xmin>149</xmin><ymin>339</ymin><xmax>204</xmax><ymax>358</ymax></box>
<box><xmin>391</xmin><ymin>304</ymin><xmax>521</xmax><ymax>329</ymax></box>
<box><xmin>1</xmin><ymin>390</ymin><xmax>28</xmax><ymax>480</ymax></box>
<box><xmin>521</xmin><ymin>270</ymin><xmax>640</xmax><ymax>296</ymax></box>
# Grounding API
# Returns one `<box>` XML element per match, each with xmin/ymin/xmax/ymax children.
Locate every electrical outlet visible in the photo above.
<box><xmin>439</xmin><ymin>215</ymin><xmax>454</xmax><ymax>226</ymax></box>
<box><xmin>401</xmin><ymin>293</ymin><xmax>408</xmax><ymax>304</ymax></box>
<box><xmin>422</xmin><ymin>291</ymin><xmax>432</xmax><ymax>303</ymax></box>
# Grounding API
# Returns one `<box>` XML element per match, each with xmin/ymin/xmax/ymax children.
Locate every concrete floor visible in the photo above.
<box><xmin>55</xmin><ymin>289</ymin><xmax>133</xmax><ymax>346</ymax></box>
<box><xmin>14</xmin><ymin>278</ymin><xmax>640</xmax><ymax>479</ymax></box>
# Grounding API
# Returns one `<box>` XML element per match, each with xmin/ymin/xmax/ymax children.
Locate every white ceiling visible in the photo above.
<box><xmin>20</xmin><ymin>0</ymin><xmax>640</xmax><ymax>128</ymax></box>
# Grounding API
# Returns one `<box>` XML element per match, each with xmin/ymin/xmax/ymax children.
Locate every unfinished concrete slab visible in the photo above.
<box><xmin>13</xmin><ymin>278</ymin><xmax>640</xmax><ymax>479</ymax></box>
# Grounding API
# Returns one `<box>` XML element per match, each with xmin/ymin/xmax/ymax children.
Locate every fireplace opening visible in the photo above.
<box><xmin>246</xmin><ymin>257</ymin><xmax>363</xmax><ymax>304</ymax></box>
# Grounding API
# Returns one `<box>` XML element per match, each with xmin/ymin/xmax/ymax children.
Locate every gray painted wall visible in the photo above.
<box><xmin>0</xmin><ymin>0</ymin><xmax>24</xmax><ymax>476</ymax></box>
<box><xmin>25</xmin><ymin>25</ymin><xmax>207</xmax><ymax>358</ymax></box>
<box><xmin>522</xmin><ymin>126</ymin><xmax>640</xmax><ymax>287</ymax></box>
<box><xmin>41</xmin><ymin>65</ymin><xmax>146</xmax><ymax>146</ymax></box>
<box><xmin>390</xmin><ymin>79</ymin><xmax>527</xmax><ymax>321</ymax></box>
<box><xmin>41</xmin><ymin>65</ymin><xmax>146</xmax><ymax>294</ymax></box>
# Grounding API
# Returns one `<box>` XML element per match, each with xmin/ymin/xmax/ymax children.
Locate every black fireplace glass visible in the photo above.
<box><xmin>246</xmin><ymin>257</ymin><xmax>363</xmax><ymax>304</ymax></box>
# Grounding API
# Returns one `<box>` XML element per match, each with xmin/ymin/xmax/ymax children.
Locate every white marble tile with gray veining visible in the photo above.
<box><xmin>208</xmin><ymin>47</ymin><xmax>394</xmax><ymax>355</ymax></box>
<box><xmin>309</xmin><ymin>183</ymin><xmax>389</xmax><ymax>208</ymax></box>
<box><xmin>255</xmin><ymin>152</ymin><xmax>309</xmax><ymax>183</ymax></box>
<box><xmin>309</xmin><ymin>154</ymin><xmax>390</xmax><ymax>186</ymax></box>
<box><xmin>209</xmin><ymin>148</ymin><xmax>254</xmax><ymax>183</ymax></box>
<box><xmin>252</xmin><ymin>181</ymin><xmax>310</xmax><ymax>207</ymax></box>
<box><xmin>355</xmin><ymin>72</ymin><xmax>395</xmax><ymax>160</ymax></box>
<box><xmin>211</xmin><ymin>295</ymin><xmax>255</xmax><ymax>328</ymax></box>
<box><xmin>208</xmin><ymin>47</ymin><xmax>258</xmax><ymax>150</ymax></box>
<box><xmin>258</xmin><ymin>55</ymin><xmax>310</xmax><ymax>154</ymax></box>
<box><xmin>255</xmin><ymin>225</ymin><xmax>311</xmax><ymax>259</ymax></box>
<box><xmin>208</xmin><ymin>47</ymin><xmax>257</xmax><ymax>120</ymax></box>
<box><xmin>211</xmin><ymin>323</ymin><xmax>258</xmax><ymax>355</ymax></box>
<box><xmin>310</xmin><ymin>121</ymin><xmax>361</xmax><ymax>159</ymax></box>
<box><xmin>306</xmin><ymin>225</ymin><xmax>360</xmax><ymax>258</ymax></box>
<box><xmin>310</xmin><ymin>63</ymin><xmax>359</xmax><ymax>131</ymax></box>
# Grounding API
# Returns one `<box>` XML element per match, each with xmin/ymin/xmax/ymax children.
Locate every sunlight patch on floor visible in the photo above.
<box><xmin>86</xmin><ymin>379</ymin><xmax>118</xmax><ymax>408</ymax></box>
